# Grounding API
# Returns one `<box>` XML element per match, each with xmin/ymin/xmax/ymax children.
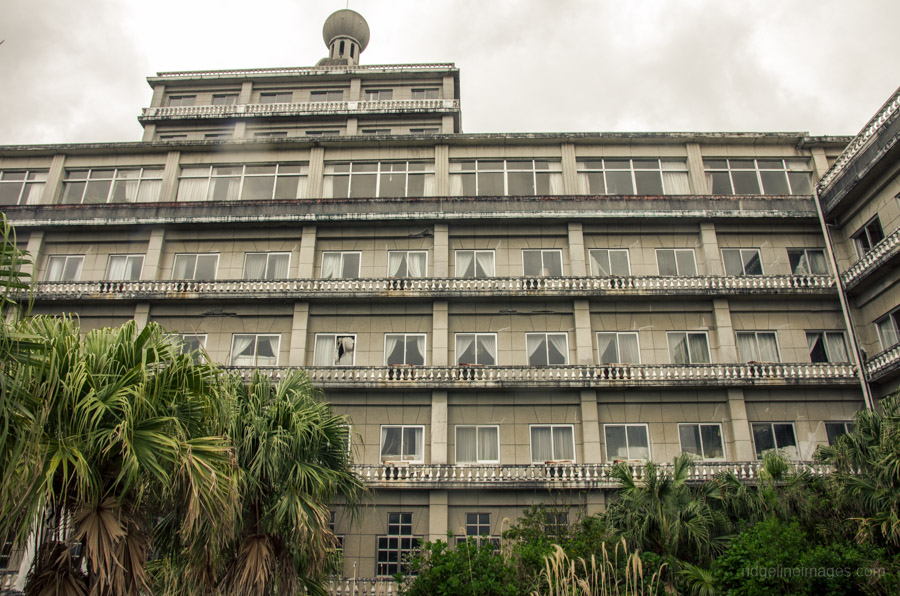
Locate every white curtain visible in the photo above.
<box><xmin>244</xmin><ymin>254</ymin><xmax>267</xmax><ymax>279</ymax></box>
<box><xmin>548</xmin><ymin>172</ymin><xmax>564</xmax><ymax>194</ymax></box>
<box><xmin>531</xmin><ymin>427</ymin><xmax>552</xmax><ymax>462</ymax></box>
<box><xmin>381</xmin><ymin>427</ymin><xmax>401</xmax><ymax>459</ymax></box>
<box><xmin>322</xmin><ymin>253</ymin><xmax>341</xmax><ymax>279</ymax></box>
<box><xmin>384</xmin><ymin>334</ymin><xmax>402</xmax><ymax>365</ymax></box>
<box><xmin>737</xmin><ymin>333</ymin><xmax>757</xmax><ymax>362</ymax></box>
<box><xmin>45</xmin><ymin>257</ymin><xmax>64</xmax><ymax>282</ymax></box>
<box><xmin>478</xmin><ymin>335</ymin><xmax>497</xmax><ymax>365</ymax></box>
<box><xmin>422</xmin><ymin>174</ymin><xmax>435</xmax><ymax>196</ymax></box>
<box><xmin>314</xmin><ymin>335</ymin><xmax>336</xmax><ymax>366</ymax></box>
<box><xmin>408</xmin><ymin>252</ymin><xmax>425</xmax><ymax>277</ymax></box>
<box><xmin>106</xmin><ymin>256</ymin><xmax>126</xmax><ymax>280</ymax></box>
<box><xmin>553</xmin><ymin>427</ymin><xmax>574</xmax><ymax>461</ymax></box>
<box><xmin>668</xmin><ymin>334</ymin><xmax>688</xmax><ymax>364</ymax></box>
<box><xmin>526</xmin><ymin>334</ymin><xmax>545</xmax><ymax>365</ymax></box>
<box><xmin>388</xmin><ymin>252</ymin><xmax>405</xmax><ymax>277</ymax></box>
<box><xmin>618</xmin><ymin>334</ymin><xmax>639</xmax><ymax>363</ymax></box>
<box><xmin>548</xmin><ymin>334</ymin><xmax>568</xmax><ymax>365</ymax></box>
<box><xmin>627</xmin><ymin>426</ymin><xmax>649</xmax><ymax>460</ymax></box>
<box><xmin>23</xmin><ymin>182</ymin><xmax>46</xmax><ymax>205</ymax></box>
<box><xmin>403</xmin><ymin>427</ymin><xmax>423</xmax><ymax>460</ymax></box>
<box><xmin>456</xmin><ymin>251</ymin><xmax>474</xmax><ymax>277</ymax></box>
<box><xmin>456</xmin><ymin>427</ymin><xmax>477</xmax><ymax>462</ymax></box>
<box><xmin>456</xmin><ymin>334</ymin><xmax>476</xmax><ymax>364</ymax></box>
<box><xmin>757</xmin><ymin>333</ymin><xmax>779</xmax><ymax>361</ymax></box>
<box><xmin>808</xmin><ymin>251</ymin><xmax>827</xmax><ymax>274</ymax></box>
<box><xmin>230</xmin><ymin>335</ymin><xmax>254</xmax><ymax>365</ymax></box>
<box><xmin>475</xmin><ymin>251</ymin><xmax>494</xmax><ymax>277</ymax></box>
<box><xmin>478</xmin><ymin>427</ymin><xmax>499</xmax><ymax>461</ymax></box>
<box><xmin>825</xmin><ymin>333</ymin><xmax>848</xmax><ymax>362</ymax></box>
<box><xmin>597</xmin><ymin>333</ymin><xmax>617</xmax><ymax>363</ymax></box>
<box><xmin>270</xmin><ymin>254</ymin><xmax>289</xmax><ymax>278</ymax></box>
<box><xmin>176</xmin><ymin>178</ymin><xmax>208</xmax><ymax>202</ymax></box>
<box><xmin>590</xmin><ymin>251</ymin><xmax>610</xmax><ymax>276</ymax></box>
<box><xmin>449</xmin><ymin>174</ymin><xmax>464</xmax><ymax>196</ymax></box>
<box><xmin>137</xmin><ymin>180</ymin><xmax>161</xmax><ymax>203</ymax></box>
<box><xmin>661</xmin><ymin>161</ymin><xmax>691</xmax><ymax>194</ymax></box>
<box><xmin>688</xmin><ymin>334</ymin><xmax>710</xmax><ymax>363</ymax></box>
<box><xmin>408</xmin><ymin>335</ymin><xmax>425</xmax><ymax>365</ymax></box>
<box><xmin>125</xmin><ymin>257</ymin><xmax>142</xmax><ymax>280</ymax></box>
<box><xmin>256</xmin><ymin>336</ymin><xmax>278</xmax><ymax>366</ymax></box>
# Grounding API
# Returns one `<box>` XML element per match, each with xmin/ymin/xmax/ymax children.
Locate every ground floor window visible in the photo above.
<box><xmin>376</xmin><ymin>513</ymin><xmax>421</xmax><ymax>577</ymax></box>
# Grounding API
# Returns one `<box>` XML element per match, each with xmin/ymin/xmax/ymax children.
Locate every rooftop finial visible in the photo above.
<box><xmin>320</xmin><ymin>9</ymin><xmax>370</xmax><ymax>67</ymax></box>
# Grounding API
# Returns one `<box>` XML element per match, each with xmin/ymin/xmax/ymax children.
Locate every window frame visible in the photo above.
<box><xmin>313</xmin><ymin>333</ymin><xmax>357</xmax><ymax>366</ymax></box>
<box><xmin>806</xmin><ymin>331</ymin><xmax>849</xmax><ymax>363</ymax></box>
<box><xmin>258</xmin><ymin>91</ymin><xmax>294</xmax><ymax>104</ymax></box>
<box><xmin>529</xmin><ymin>424</ymin><xmax>576</xmax><ymax>463</ymax></box>
<box><xmin>172</xmin><ymin>253</ymin><xmax>219</xmax><ymax>281</ymax></box>
<box><xmin>735</xmin><ymin>331</ymin><xmax>781</xmax><ymax>363</ymax></box>
<box><xmin>596</xmin><ymin>331</ymin><xmax>641</xmax><ymax>364</ymax></box>
<box><xmin>667</xmin><ymin>331</ymin><xmax>711</xmax><ymax>364</ymax></box>
<box><xmin>525</xmin><ymin>332</ymin><xmax>569</xmax><ymax>366</ymax></box>
<box><xmin>722</xmin><ymin>248</ymin><xmax>763</xmax><ymax>276</ymax></box>
<box><xmin>320</xmin><ymin>251</ymin><xmax>362</xmax><ymax>279</ymax></box>
<box><xmin>411</xmin><ymin>88</ymin><xmax>440</xmax><ymax>100</ymax></box>
<box><xmin>380</xmin><ymin>425</ymin><xmax>425</xmax><ymax>463</ymax></box>
<box><xmin>383</xmin><ymin>333</ymin><xmax>428</xmax><ymax>366</ymax></box>
<box><xmin>450</xmin><ymin>159</ymin><xmax>563</xmax><ymax>196</ymax></box>
<box><xmin>852</xmin><ymin>216</ymin><xmax>886</xmax><ymax>258</ymax></box>
<box><xmin>455</xmin><ymin>425</ymin><xmax>500</xmax><ymax>464</ymax></box>
<box><xmin>704</xmin><ymin>158</ymin><xmax>812</xmax><ymax>195</ymax></box>
<box><xmin>655</xmin><ymin>248</ymin><xmax>697</xmax><ymax>276</ymax></box>
<box><xmin>176</xmin><ymin>163</ymin><xmax>309</xmax><ymax>202</ymax></box>
<box><xmin>210</xmin><ymin>93</ymin><xmax>238</xmax><ymax>105</ymax></box>
<box><xmin>454</xmin><ymin>333</ymin><xmax>498</xmax><ymax>366</ymax></box>
<box><xmin>364</xmin><ymin>88</ymin><xmax>394</xmax><ymax>101</ymax></box>
<box><xmin>44</xmin><ymin>255</ymin><xmax>84</xmax><ymax>282</ymax></box>
<box><xmin>177</xmin><ymin>334</ymin><xmax>207</xmax><ymax>363</ymax></box>
<box><xmin>167</xmin><ymin>95</ymin><xmax>196</xmax><ymax>106</ymax></box>
<box><xmin>387</xmin><ymin>250</ymin><xmax>428</xmax><ymax>278</ymax></box>
<box><xmin>457</xmin><ymin>513</ymin><xmax>499</xmax><ymax>548</ymax></box>
<box><xmin>824</xmin><ymin>421</ymin><xmax>854</xmax><ymax>446</ymax></box>
<box><xmin>588</xmin><ymin>248</ymin><xmax>631</xmax><ymax>276</ymax></box>
<box><xmin>787</xmin><ymin>248</ymin><xmax>828</xmax><ymax>275</ymax></box>
<box><xmin>576</xmin><ymin>158</ymin><xmax>689</xmax><ymax>195</ymax></box>
<box><xmin>876</xmin><ymin>308</ymin><xmax>900</xmax><ymax>351</ymax></box>
<box><xmin>229</xmin><ymin>333</ymin><xmax>281</xmax><ymax>367</ymax></box>
<box><xmin>454</xmin><ymin>249</ymin><xmax>495</xmax><ymax>278</ymax></box>
<box><xmin>751</xmin><ymin>422</ymin><xmax>799</xmax><ymax>459</ymax></box>
<box><xmin>677</xmin><ymin>423</ymin><xmax>725</xmax><ymax>460</ymax></box>
<box><xmin>324</xmin><ymin>161</ymin><xmax>435</xmax><ymax>198</ymax></box>
<box><xmin>603</xmin><ymin>423</ymin><xmax>651</xmax><ymax>462</ymax></box>
<box><xmin>61</xmin><ymin>167</ymin><xmax>164</xmax><ymax>205</ymax></box>
<box><xmin>0</xmin><ymin>169</ymin><xmax>48</xmax><ymax>206</ymax></box>
<box><xmin>309</xmin><ymin>89</ymin><xmax>344</xmax><ymax>102</ymax></box>
<box><xmin>375</xmin><ymin>512</ymin><xmax>421</xmax><ymax>577</ymax></box>
<box><xmin>522</xmin><ymin>248</ymin><xmax>564</xmax><ymax>277</ymax></box>
<box><xmin>243</xmin><ymin>252</ymin><xmax>291</xmax><ymax>280</ymax></box>
<box><xmin>104</xmin><ymin>254</ymin><xmax>144</xmax><ymax>281</ymax></box>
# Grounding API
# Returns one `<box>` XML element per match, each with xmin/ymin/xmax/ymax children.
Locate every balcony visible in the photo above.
<box><xmin>841</xmin><ymin>227</ymin><xmax>900</xmax><ymax>290</ymax></box>
<box><xmin>30</xmin><ymin>274</ymin><xmax>835</xmax><ymax>302</ymax></box>
<box><xmin>230</xmin><ymin>363</ymin><xmax>858</xmax><ymax>389</ymax></box>
<box><xmin>151</xmin><ymin>62</ymin><xmax>457</xmax><ymax>80</ymax></box>
<box><xmin>139</xmin><ymin>99</ymin><xmax>460</xmax><ymax>122</ymax></box>
<box><xmin>352</xmin><ymin>461</ymin><xmax>837</xmax><ymax>490</ymax></box>
<box><xmin>866</xmin><ymin>343</ymin><xmax>900</xmax><ymax>382</ymax></box>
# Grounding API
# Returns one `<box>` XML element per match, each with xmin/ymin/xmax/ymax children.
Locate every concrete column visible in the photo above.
<box><xmin>685</xmin><ymin>142</ymin><xmax>707</xmax><ymax>194</ymax></box>
<box><xmin>307</xmin><ymin>147</ymin><xmax>325</xmax><ymax>198</ymax></box>
<box><xmin>346</xmin><ymin>117</ymin><xmax>358</xmax><ymax>136</ymax></box>
<box><xmin>810</xmin><ymin>147</ymin><xmax>830</xmax><ymax>180</ymax></box>
<box><xmin>442</xmin><ymin>75</ymin><xmax>454</xmax><ymax>100</ymax></box>
<box><xmin>289</xmin><ymin>302</ymin><xmax>310</xmax><ymax>366</ymax></box>
<box><xmin>233</xmin><ymin>121</ymin><xmax>247</xmax><ymax>139</ymax></box>
<box><xmin>159</xmin><ymin>151</ymin><xmax>181</xmax><ymax>203</ymax></box>
<box><xmin>42</xmin><ymin>154</ymin><xmax>66</xmax><ymax>205</ymax></box>
<box><xmin>726</xmin><ymin>388</ymin><xmax>755</xmax><ymax>460</ymax></box>
<box><xmin>238</xmin><ymin>81</ymin><xmax>253</xmax><ymax>104</ymax></box>
<box><xmin>150</xmin><ymin>84</ymin><xmax>166</xmax><ymax>108</ymax></box>
<box><xmin>434</xmin><ymin>144</ymin><xmax>449</xmax><ymax>195</ymax></box>
<box><xmin>349</xmin><ymin>78</ymin><xmax>361</xmax><ymax>101</ymax></box>
<box><xmin>141</xmin><ymin>124</ymin><xmax>157</xmax><ymax>142</ymax></box>
<box><xmin>431</xmin><ymin>390</ymin><xmax>448</xmax><ymax>464</ymax></box>
<box><xmin>573</xmin><ymin>299</ymin><xmax>593</xmax><ymax>365</ymax></box>
<box><xmin>433</xmin><ymin>224</ymin><xmax>449</xmax><ymax>277</ymax></box>
<box><xmin>579</xmin><ymin>390</ymin><xmax>602</xmax><ymax>463</ymax></box>
<box><xmin>699</xmin><ymin>222</ymin><xmax>723</xmax><ymax>276</ymax></box>
<box><xmin>297</xmin><ymin>225</ymin><xmax>317</xmax><ymax>278</ymax></box>
<box><xmin>133</xmin><ymin>303</ymin><xmax>150</xmax><ymax>330</ymax></box>
<box><xmin>567</xmin><ymin>222</ymin><xmax>586</xmax><ymax>277</ymax></box>
<box><xmin>21</xmin><ymin>230</ymin><xmax>43</xmax><ymax>278</ymax></box>
<box><xmin>712</xmin><ymin>298</ymin><xmax>737</xmax><ymax>363</ymax></box>
<box><xmin>142</xmin><ymin>228</ymin><xmax>166</xmax><ymax>281</ymax></box>
<box><xmin>433</xmin><ymin>300</ymin><xmax>448</xmax><ymax>366</ymax></box>
<box><xmin>560</xmin><ymin>143</ymin><xmax>578</xmax><ymax>194</ymax></box>
<box><xmin>428</xmin><ymin>490</ymin><xmax>449</xmax><ymax>542</ymax></box>
<box><xmin>441</xmin><ymin>115</ymin><xmax>454</xmax><ymax>134</ymax></box>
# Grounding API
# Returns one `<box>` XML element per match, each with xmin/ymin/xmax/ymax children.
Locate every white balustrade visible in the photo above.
<box><xmin>326</xmin><ymin>578</ymin><xmax>396</xmax><ymax>596</ymax></box>
<box><xmin>143</xmin><ymin>99</ymin><xmax>459</xmax><ymax>120</ymax></box>
<box><xmin>841</xmin><ymin>227</ymin><xmax>900</xmax><ymax>289</ymax></box>
<box><xmin>155</xmin><ymin>63</ymin><xmax>456</xmax><ymax>79</ymax></box>
<box><xmin>866</xmin><ymin>343</ymin><xmax>900</xmax><ymax>380</ymax></box>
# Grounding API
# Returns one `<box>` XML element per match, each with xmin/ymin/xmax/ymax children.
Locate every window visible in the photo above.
<box><xmin>752</xmin><ymin>422</ymin><xmax>799</xmax><ymax>459</ymax></box>
<box><xmin>597</xmin><ymin>332</ymin><xmax>640</xmax><ymax>364</ymax></box>
<box><xmin>360</xmin><ymin>128</ymin><xmax>392</xmax><ymax>135</ymax></box>
<box><xmin>376</xmin><ymin>513</ymin><xmax>421</xmax><ymax>577</ymax></box>
<box><xmin>736</xmin><ymin>331</ymin><xmax>780</xmax><ymax>362</ymax></box>
<box><xmin>62</xmin><ymin>168</ymin><xmax>164</xmax><ymax>204</ymax></box>
<box><xmin>384</xmin><ymin>334</ymin><xmax>426</xmax><ymax>366</ymax></box>
<box><xmin>204</xmin><ymin>133</ymin><xmax>231</xmax><ymax>139</ymax></box>
<box><xmin>455</xmin><ymin>250</ymin><xmax>495</xmax><ymax>278</ymax></box>
<box><xmin>306</xmin><ymin>130</ymin><xmax>341</xmax><ymax>136</ymax></box>
<box><xmin>411</xmin><ymin>88</ymin><xmax>440</xmax><ymax>100</ymax></box>
<box><xmin>324</xmin><ymin>161</ymin><xmax>435</xmax><ymax>198</ymax></box>
<box><xmin>321</xmin><ymin>251</ymin><xmax>361</xmax><ymax>279</ymax></box>
<box><xmin>526</xmin><ymin>333</ymin><xmax>568</xmax><ymax>366</ymax></box>
<box><xmin>327</xmin><ymin>511</ymin><xmax>344</xmax><ymax>574</ymax></box>
<box><xmin>788</xmin><ymin>249</ymin><xmax>828</xmax><ymax>275</ymax></box>
<box><xmin>314</xmin><ymin>334</ymin><xmax>356</xmax><ymax>366</ymax></box>
<box><xmin>177</xmin><ymin>334</ymin><xmax>207</xmax><ymax>363</ymax></box>
<box><xmin>450</xmin><ymin>159</ymin><xmax>563</xmax><ymax>196</ymax></box>
<box><xmin>852</xmin><ymin>216</ymin><xmax>885</xmax><ymax>258</ymax></box>
<box><xmin>167</xmin><ymin>95</ymin><xmax>195</xmax><ymax>106</ymax></box>
<box><xmin>310</xmin><ymin>90</ymin><xmax>343</xmax><ymax>102</ymax></box>
<box><xmin>105</xmin><ymin>255</ymin><xmax>143</xmax><ymax>281</ymax></box>
<box><xmin>589</xmin><ymin>249</ymin><xmax>630</xmax><ymax>276</ymax></box>
<box><xmin>667</xmin><ymin>332</ymin><xmax>711</xmax><ymax>364</ymax></box>
<box><xmin>0</xmin><ymin>169</ymin><xmax>47</xmax><ymax>206</ymax></box>
<box><xmin>523</xmin><ymin>249</ymin><xmax>563</xmax><ymax>277</ymax></box>
<box><xmin>704</xmin><ymin>159</ymin><xmax>812</xmax><ymax>195</ymax></box>
<box><xmin>211</xmin><ymin>93</ymin><xmax>238</xmax><ymax>105</ymax></box>
<box><xmin>604</xmin><ymin>424</ymin><xmax>650</xmax><ymax>461</ymax></box>
<box><xmin>380</xmin><ymin>427</ymin><xmax>424</xmax><ymax>462</ymax></box>
<box><xmin>876</xmin><ymin>308</ymin><xmax>900</xmax><ymax>350</ymax></box>
<box><xmin>656</xmin><ymin>249</ymin><xmax>697</xmax><ymax>276</ymax></box>
<box><xmin>230</xmin><ymin>334</ymin><xmax>280</xmax><ymax>366</ymax></box>
<box><xmin>577</xmin><ymin>158</ymin><xmax>690</xmax><ymax>194</ymax></box>
<box><xmin>387</xmin><ymin>251</ymin><xmax>427</xmax><ymax>278</ymax></box>
<box><xmin>45</xmin><ymin>255</ymin><xmax>83</xmax><ymax>282</ymax></box>
<box><xmin>456</xmin><ymin>426</ymin><xmax>499</xmax><ymax>463</ymax></box>
<box><xmin>0</xmin><ymin>542</ymin><xmax>12</xmax><ymax>570</ymax></box>
<box><xmin>259</xmin><ymin>91</ymin><xmax>293</xmax><ymax>103</ymax></box>
<box><xmin>806</xmin><ymin>332</ymin><xmax>849</xmax><ymax>363</ymax></box>
<box><xmin>825</xmin><ymin>422</ymin><xmax>854</xmax><ymax>446</ymax></box>
<box><xmin>678</xmin><ymin>424</ymin><xmax>724</xmax><ymax>460</ymax></box>
<box><xmin>243</xmin><ymin>252</ymin><xmax>290</xmax><ymax>279</ymax></box>
<box><xmin>254</xmin><ymin>131</ymin><xmax>288</xmax><ymax>138</ymax></box>
<box><xmin>409</xmin><ymin>128</ymin><xmax>440</xmax><ymax>134</ymax></box>
<box><xmin>722</xmin><ymin>248</ymin><xmax>763</xmax><ymax>275</ymax></box>
<box><xmin>158</xmin><ymin>134</ymin><xmax>187</xmax><ymax>140</ymax></box>
<box><xmin>177</xmin><ymin>163</ymin><xmax>309</xmax><ymax>202</ymax></box>
<box><xmin>365</xmin><ymin>89</ymin><xmax>393</xmax><ymax>101</ymax></box>
<box><xmin>456</xmin><ymin>334</ymin><xmax>497</xmax><ymax>366</ymax></box>
<box><xmin>530</xmin><ymin>425</ymin><xmax>575</xmax><ymax>462</ymax></box>
<box><xmin>456</xmin><ymin>513</ymin><xmax>498</xmax><ymax>547</ymax></box>
<box><xmin>173</xmin><ymin>254</ymin><xmax>218</xmax><ymax>280</ymax></box>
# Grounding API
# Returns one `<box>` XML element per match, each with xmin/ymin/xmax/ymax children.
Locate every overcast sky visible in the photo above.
<box><xmin>1</xmin><ymin>0</ymin><xmax>898</xmax><ymax>145</ymax></box>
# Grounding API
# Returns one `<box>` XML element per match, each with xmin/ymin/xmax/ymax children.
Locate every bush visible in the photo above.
<box><xmin>398</xmin><ymin>537</ymin><xmax>522</xmax><ymax>596</ymax></box>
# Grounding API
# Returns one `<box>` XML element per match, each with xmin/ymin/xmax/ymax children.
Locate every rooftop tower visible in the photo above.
<box><xmin>319</xmin><ymin>9</ymin><xmax>370</xmax><ymax>66</ymax></box>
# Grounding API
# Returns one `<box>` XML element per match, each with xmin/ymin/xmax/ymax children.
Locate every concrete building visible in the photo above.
<box><xmin>1</xmin><ymin>8</ymin><xmax>897</xmax><ymax>585</ymax></box>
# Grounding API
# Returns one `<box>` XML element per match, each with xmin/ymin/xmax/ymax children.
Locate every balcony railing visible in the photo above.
<box><xmin>140</xmin><ymin>99</ymin><xmax>460</xmax><ymax>121</ymax></box>
<box><xmin>866</xmin><ymin>343</ymin><xmax>900</xmax><ymax>381</ymax></box>
<box><xmin>841</xmin><ymin>227</ymin><xmax>900</xmax><ymax>289</ymax></box>
<box><xmin>326</xmin><ymin>578</ymin><xmax>395</xmax><ymax>596</ymax></box>
<box><xmin>230</xmin><ymin>363</ymin><xmax>858</xmax><ymax>388</ymax></box>
<box><xmin>352</xmin><ymin>461</ymin><xmax>836</xmax><ymax>489</ymax></box>
<box><xmin>30</xmin><ymin>274</ymin><xmax>836</xmax><ymax>302</ymax></box>
<box><xmin>153</xmin><ymin>63</ymin><xmax>457</xmax><ymax>78</ymax></box>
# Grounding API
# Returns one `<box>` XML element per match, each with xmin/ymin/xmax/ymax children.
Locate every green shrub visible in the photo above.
<box><xmin>398</xmin><ymin>537</ymin><xmax>522</xmax><ymax>596</ymax></box>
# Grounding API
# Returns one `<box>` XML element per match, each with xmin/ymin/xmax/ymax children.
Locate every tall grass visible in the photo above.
<box><xmin>532</xmin><ymin>541</ymin><xmax>664</xmax><ymax>596</ymax></box>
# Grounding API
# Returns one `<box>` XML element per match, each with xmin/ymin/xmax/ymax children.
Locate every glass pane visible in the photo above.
<box><xmin>688</xmin><ymin>334</ymin><xmax>710</xmax><ymax>363</ymax></box>
<box><xmin>610</xmin><ymin>251</ymin><xmax>630</xmax><ymax>275</ymax></box>
<box><xmin>508</xmin><ymin>171</ymin><xmax>534</xmax><ymax>195</ymax></box>
<box><xmin>788</xmin><ymin>251</ymin><xmax>806</xmax><ymax>274</ymax></box>
<box><xmin>605</xmin><ymin>426</ymin><xmax>628</xmax><ymax>460</ymax></box>
<box><xmin>457</xmin><ymin>335</ymin><xmax>477</xmax><ymax>365</ymax></box>
<box><xmin>208</xmin><ymin>177</ymin><xmax>239</xmax><ymax>201</ymax></box>
<box><xmin>722</xmin><ymin>250</ymin><xmax>744</xmax><ymax>275</ymax></box>
<box><xmin>379</xmin><ymin>171</ymin><xmax>406</xmax><ymax>197</ymax></box>
<box><xmin>679</xmin><ymin>425</ymin><xmax>702</xmax><ymax>456</ymax></box>
<box><xmin>808</xmin><ymin>334</ymin><xmax>827</xmax><ymax>363</ymax></box>
<box><xmin>274</xmin><ymin>176</ymin><xmax>301</xmax><ymax>200</ymax></box>
<box><xmin>731</xmin><ymin>171</ymin><xmax>761</xmax><ymax>194</ymax></box>
<box><xmin>83</xmin><ymin>180</ymin><xmax>112</xmax><ymax>203</ymax></box>
<box><xmin>341</xmin><ymin>253</ymin><xmax>360</xmax><ymax>278</ymax></box>
<box><xmin>787</xmin><ymin>172</ymin><xmax>811</xmax><ymax>194</ymax></box>
<box><xmin>618</xmin><ymin>334</ymin><xmax>639</xmax><ymax>363</ymax></box>
<box><xmin>590</xmin><ymin>250</ymin><xmax>610</xmax><ymax>276</ymax></box>
<box><xmin>675</xmin><ymin>250</ymin><xmax>696</xmax><ymax>275</ymax></box>
<box><xmin>546</xmin><ymin>335</ymin><xmax>567</xmax><ymax>365</ymax></box>
<box><xmin>627</xmin><ymin>426</ymin><xmax>649</xmax><ymax>459</ymax></box>
<box><xmin>668</xmin><ymin>334</ymin><xmax>689</xmax><ymax>364</ymax></box>
<box><xmin>62</xmin><ymin>257</ymin><xmax>83</xmax><ymax>281</ymax></box>
<box><xmin>825</xmin><ymin>423</ymin><xmax>848</xmax><ymax>446</ymax></box>
<box><xmin>773</xmin><ymin>424</ymin><xmax>797</xmax><ymax>449</ymax></box>
<box><xmin>657</xmin><ymin>250</ymin><xmax>677</xmax><ymax>275</ymax></box>
<box><xmin>760</xmin><ymin>171</ymin><xmax>789</xmax><ymax>195</ymax></box>
<box><xmin>476</xmin><ymin>335</ymin><xmax>496</xmax><ymax>365</ymax></box>
<box><xmin>523</xmin><ymin>251</ymin><xmax>543</xmax><ymax>276</ymax></box>
<box><xmin>195</xmin><ymin>255</ymin><xmax>217</xmax><ymax>279</ymax></box>
<box><xmin>597</xmin><ymin>333</ymin><xmax>618</xmax><ymax>363</ymax></box>
<box><xmin>742</xmin><ymin>250</ymin><xmax>762</xmax><ymax>275</ymax></box>
<box><xmin>381</xmin><ymin>427</ymin><xmax>401</xmax><ymax>458</ymax></box>
<box><xmin>808</xmin><ymin>251</ymin><xmax>827</xmax><ymax>274</ymax></box>
<box><xmin>405</xmin><ymin>335</ymin><xmax>425</xmax><ymax>365</ymax></box>
<box><xmin>403</xmin><ymin>427</ymin><xmax>422</xmax><ymax>459</ymax></box>
<box><xmin>700</xmin><ymin>425</ymin><xmax>724</xmax><ymax>458</ymax></box>
<box><xmin>606</xmin><ymin>171</ymin><xmax>634</xmax><ymax>194</ymax></box>
<box><xmin>710</xmin><ymin>172</ymin><xmax>733</xmax><ymax>194</ymax></box>
<box><xmin>825</xmin><ymin>333</ymin><xmax>848</xmax><ymax>362</ymax></box>
<box><xmin>349</xmin><ymin>173</ymin><xmax>377</xmax><ymax>198</ymax></box>
<box><xmin>478</xmin><ymin>172</ymin><xmax>504</xmax><ymax>195</ymax></box>
<box><xmin>241</xmin><ymin>176</ymin><xmax>275</xmax><ymax>200</ymax></box>
<box><xmin>584</xmin><ymin>172</ymin><xmax>605</xmax><ymax>194</ymax></box>
<box><xmin>634</xmin><ymin>171</ymin><xmax>663</xmax><ymax>194</ymax></box>
<box><xmin>456</xmin><ymin>427</ymin><xmax>476</xmax><ymax>462</ymax></box>
<box><xmin>752</xmin><ymin>424</ymin><xmax>775</xmax><ymax>456</ymax></box>
<box><xmin>542</xmin><ymin>252</ymin><xmax>563</xmax><ymax>276</ymax></box>
<box><xmin>553</xmin><ymin>427</ymin><xmax>574</xmax><ymax>460</ymax></box>
<box><xmin>531</xmin><ymin>427</ymin><xmax>552</xmax><ymax>462</ymax></box>
<box><xmin>244</xmin><ymin>254</ymin><xmax>267</xmax><ymax>279</ymax></box>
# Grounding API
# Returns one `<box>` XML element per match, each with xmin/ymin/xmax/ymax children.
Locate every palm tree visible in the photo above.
<box><xmin>3</xmin><ymin>316</ymin><xmax>236</xmax><ymax>595</ymax></box>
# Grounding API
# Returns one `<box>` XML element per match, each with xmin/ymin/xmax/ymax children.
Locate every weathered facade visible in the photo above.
<box><xmin>1</xmin><ymin>9</ymin><xmax>897</xmax><ymax>586</ymax></box>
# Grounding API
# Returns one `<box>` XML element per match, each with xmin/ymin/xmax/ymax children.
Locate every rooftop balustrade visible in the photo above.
<box><xmin>140</xmin><ymin>99</ymin><xmax>460</xmax><ymax>121</ymax></box>
<box><xmin>30</xmin><ymin>274</ymin><xmax>836</xmax><ymax>302</ymax></box>
<box><xmin>229</xmin><ymin>362</ymin><xmax>858</xmax><ymax>388</ymax></box>
<box><xmin>841</xmin><ymin>226</ymin><xmax>900</xmax><ymax>290</ymax></box>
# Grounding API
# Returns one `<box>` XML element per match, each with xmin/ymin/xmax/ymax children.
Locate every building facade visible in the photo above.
<box><xmin>1</xmin><ymin>9</ymin><xmax>897</xmax><ymax>585</ymax></box>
